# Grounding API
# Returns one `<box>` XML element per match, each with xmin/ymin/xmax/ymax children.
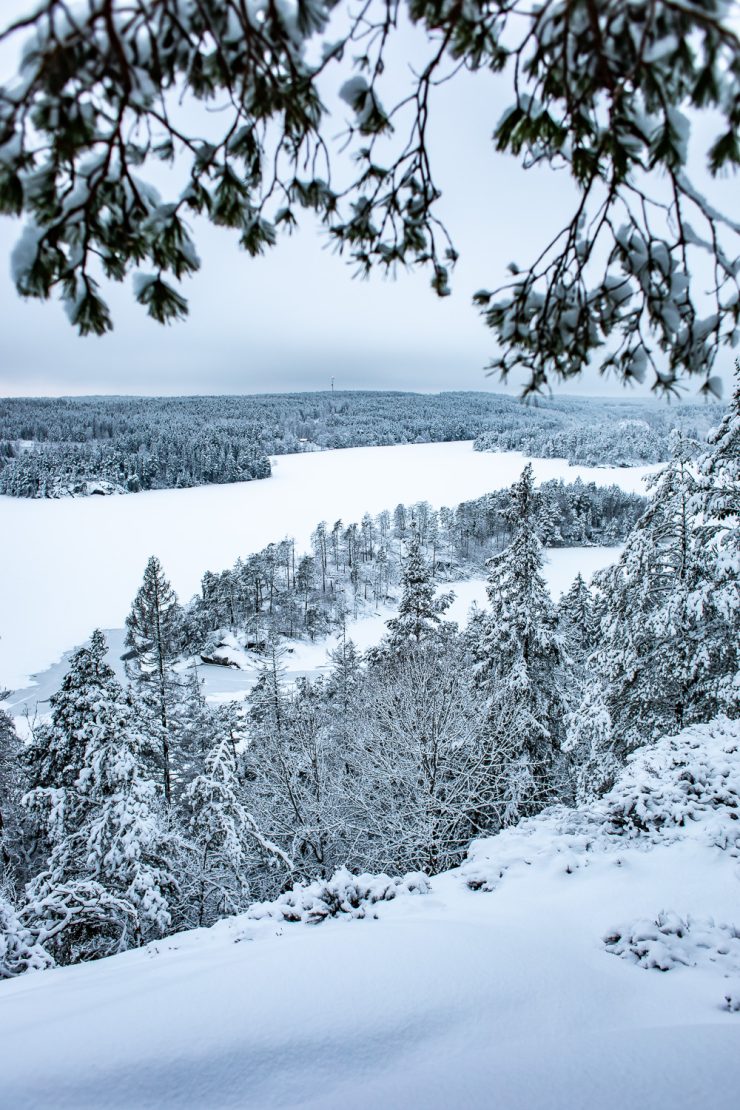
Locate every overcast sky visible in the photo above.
<box><xmin>0</xmin><ymin>2</ymin><xmax>736</xmax><ymax>400</ymax></box>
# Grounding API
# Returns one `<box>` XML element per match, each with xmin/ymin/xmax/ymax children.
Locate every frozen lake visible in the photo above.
<box><xmin>4</xmin><ymin>547</ymin><xmax>623</xmax><ymax>722</ymax></box>
<box><xmin>0</xmin><ymin>441</ymin><xmax>657</xmax><ymax>690</ymax></box>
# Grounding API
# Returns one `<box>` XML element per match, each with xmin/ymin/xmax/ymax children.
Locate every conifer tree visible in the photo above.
<box><xmin>326</xmin><ymin>628</ymin><xmax>363</xmax><ymax>717</ymax></box>
<box><xmin>76</xmin><ymin>701</ymin><xmax>175</xmax><ymax>946</ymax></box>
<box><xmin>23</xmin><ymin>630</ymin><xmax>175</xmax><ymax>962</ymax></box>
<box><xmin>183</xmin><ymin>733</ymin><xmax>292</xmax><ymax>926</ymax></box>
<box><xmin>0</xmin><ymin>702</ymin><xmax>25</xmax><ymax>883</ymax></box>
<box><xmin>557</xmin><ymin>573</ymin><xmax>597</xmax><ymax>668</ymax></box>
<box><xmin>593</xmin><ymin>434</ymin><xmax>712</xmax><ymax>754</ymax></box>
<box><xmin>692</xmin><ymin>364</ymin><xmax>740</xmax><ymax>713</ymax></box>
<box><xmin>473</xmin><ymin>465</ymin><xmax>566</xmax><ymax>825</ymax></box>
<box><xmin>126</xmin><ymin>556</ymin><xmax>184</xmax><ymax>803</ymax></box>
<box><xmin>24</xmin><ymin>630</ymin><xmax>121</xmax><ymax>851</ymax></box>
<box><xmin>385</xmin><ymin>526</ymin><xmax>453</xmax><ymax>650</ymax></box>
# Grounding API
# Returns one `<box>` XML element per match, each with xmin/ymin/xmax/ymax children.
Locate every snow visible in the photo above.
<box><xmin>3</xmin><ymin>547</ymin><xmax>624</xmax><ymax>721</ymax></box>
<box><xmin>9</xmin><ymin>222</ymin><xmax>43</xmax><ymax>286</ymax></box>
<box><xmin>605</xmin><ymin>911</ymin><xmax>740</xmax><ymax>975</ymax></box>
<box><xmin>1</xmin><ymin>717</ymin><xmax>738</xmax><ymax>1109</ymax></box>
<box><xmin>245</xmin><ymin>867</ymin><xmax>430</xmax><ymax>924</ymax></box>
<box><xmin>0</xmin><ymin>441</ymin><xmax>656</xmax><ymax>691</ymax></box>
<box><xmin>339</xmin><ymin>75</ymin><xmax>369</xmax><ymax>103</ymax></box>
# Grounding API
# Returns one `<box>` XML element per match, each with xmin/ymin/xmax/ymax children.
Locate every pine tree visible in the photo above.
<box><xmin>126</xmin><ymin>556</ymin><xmax>184</xmax><ymax>803</ymax></box>
<box><xmin>183</xmin><ymin>733</ymin><xmax>292</xmax><ymax>926</ymax></box>
<box><xmin>385</xmin><ymin>525</ymin><xmax>453</xmax><ymax>650</ymax></box>
<box><xmin>557</xmin><ymin>573</ymin><xmax>597</xmax><ymax>668</ymax></box>
<box><xmin>326</xmin><ymin>628</ymin><xmax>363</xmax><ymax>716</ymax></box>
<box><xmin>24</xmin><ymin>630</ymin><xmax>122</xmax><ymax>851</ymax></box>
<box><xmin>594</xmin><ymin>434</ymin><xmax>714</xmax><ymax>755</ymax></box>
<box><xmin>22</xmin><ymin>630</ymin><xmax>175</xmax><ymax>963</ymax></box>
<box><xmin>0</xmin><ymin>703</ymin><xmax>25</xmax><ymax>884</ymax></box>
<box><xmin>473</xmin><ymin>465</ymin><xmax>567</xmax><ymax>825</ymax></box>
<box><xmin>692</xmin><ymin>364</ymin><xmax>740</xmax><ymax>713</ymax></box>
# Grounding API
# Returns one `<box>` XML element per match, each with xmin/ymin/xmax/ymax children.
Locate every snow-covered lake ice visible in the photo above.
<box><xmin>0</xmin><ymin>441</ymin><xmax>657</xmax><ymax>690</ymax></box>
<box><xmin>4</xmin><ymin>547</ymin><xmax>623</xmax><ymax>721</ymax></box>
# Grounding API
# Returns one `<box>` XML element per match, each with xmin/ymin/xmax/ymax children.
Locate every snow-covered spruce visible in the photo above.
<box><xmin>469</xmin><ymin>463</ymin><xmax>568</xmax><ymax>826</ymax></box>
<box><xmin>245</xmin><ymin>867</ymin><xmax>430</xmax><ymax>925</ymax></box>
<box><xmin>22</xmin><ymin>631</ymin><xmax>175</xmax><ymax>964</ymax></box>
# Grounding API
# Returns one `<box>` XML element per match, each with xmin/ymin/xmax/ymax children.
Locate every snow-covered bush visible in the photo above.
<box><xmin>604</xmin><ymin>911</ymin><xmax>740</xmax><ymax>974</ymax></box>
<box><xmin>462</xmin><ymin>717</ymin><xmax>740</xmax><ymax>892</ymax></box>
<box><xmin>461</xmin><ymin>806</ymin><xmax>600</xmax><ymax>892</ymax></box>
<box><xmin>0</xmin><ymin>892</ymin><xmax>54</xmax><ymax>978</ymax></box>
<box><xmin>246</xmin><ymin>867</ymin><xmax>430</xmax><ymax>925</ymax></box>
<box><xmin>603</xmin><ymin>717</ymin><xmax>740</xmax><ymax>840</ymax></box>
<box><xmin>22</xmin><ymin>880</ymin><xmax>138</xmax><ymax>965</ymax></box>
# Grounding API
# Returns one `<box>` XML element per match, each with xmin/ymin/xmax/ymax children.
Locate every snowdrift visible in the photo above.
<box><xmin>1</xmin><ymin>717</ymin><xmax>738</xmax><ymax>1109</ymax></box>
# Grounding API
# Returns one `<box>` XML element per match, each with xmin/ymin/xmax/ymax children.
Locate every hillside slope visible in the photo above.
<box><xmin>1</xmin><ymin>717</ymin><xmax>739</xmax><ymax>1109</ymax></box>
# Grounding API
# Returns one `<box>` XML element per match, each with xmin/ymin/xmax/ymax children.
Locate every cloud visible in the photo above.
<box><xmin>0</xmin><ymin>3</ymin><xmax>735</xmax><ymax>400</ymax></box>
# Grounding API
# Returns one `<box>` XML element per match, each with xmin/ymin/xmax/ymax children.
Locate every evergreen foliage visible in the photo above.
<box><xmin>1</xmin><ymin>3</ymin><xmax>737</xmax><ymax>393</ymax></box>
<box><xmin>593</xmin><ymin>431</ymin><xmax>736</xmax><ymax>756</ymax></box>
<box><xmin>23</xmin><ymin>631</ymin><xmax>174</xmax><ymax>963</ymax></box>
<box><xmin>693</xmin><ymin>365</ymin><xmax>740</xmax><ymax>712</ymax></box>
<box><xmin>472</xmin><ymin>466</ymin><xmax>568</xmax><ymax>824</ymax></box>
<box><xmin>0</xmin><ymin>391</ymin><xmax>722</xmax><ymax>498</ymax></box>
<box><xmin>0</xmin><ymin>702</ymin><xmax>25</xmax><ymax>884</ymax></box>
<box><xmin>24</xmin><ymin>630</ymin><xmax>124</xmax><ymax>847</ymax></box>
<box><xmin>385</xmin><ymin>527</ymin><xmax>453</xmax><ymax>650</ymax></box>
<box><xmin>190</xmin><ymin>477</ymin><xmax>645</xmax><ymax>656</ymax></box>
<box><xmin>1</xmin><ymin>413</ymin><xmax>737</xmax><ymax>975</ymax></box>
<box><xmin>126</xmin><ymin>557</ymin><xmax>185</xmax><ymax>804</ymax></box>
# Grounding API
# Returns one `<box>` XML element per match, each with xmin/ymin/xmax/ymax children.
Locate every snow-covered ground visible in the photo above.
<box><xmin>4</xmin><ymin>547</ymin><xmax>623</xmax><ymax>721</ymax></box>
<box><xmin>1</xmin><ymin>716</ymin><xmax>738</xmax><ymax>1110</ymax></box>
<box><xmin>0</xmin><ymin>440</ymin><xmax>656</xmax><ymax>690</ymax></box>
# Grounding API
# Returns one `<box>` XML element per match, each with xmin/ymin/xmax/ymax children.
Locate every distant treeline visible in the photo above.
<box><xmin>185</xmin><ymin>477</ymin><xmax>645</xmax><ymax>650</ymax></box>
<box><xmin>0</xmin><ymin>391</ymin><xmax>722</xmax><ymax>498</ymax></box>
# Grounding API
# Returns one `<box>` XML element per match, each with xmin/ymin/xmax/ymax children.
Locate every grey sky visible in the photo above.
<box><xmin>0</xmin><ymin>2</ymin><xmax>736</xmax><ymax>400</ymax></box>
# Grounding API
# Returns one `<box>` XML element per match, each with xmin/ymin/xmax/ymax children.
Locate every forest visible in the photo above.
<box><xmin>188</xmin><ymin>476</ymin><xmax>645</xmax><ymax>651</ymax></box>
<box><xmin>0</xmin><ymin>391</ymin><xmax>723</xmax><ymax>498</ymax></box>
<box><xmin>1</xmin><ymin>381</ymin><xmax>736</xmax><ymax>974</ymax></box>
